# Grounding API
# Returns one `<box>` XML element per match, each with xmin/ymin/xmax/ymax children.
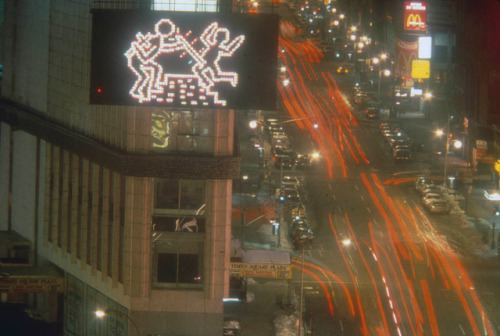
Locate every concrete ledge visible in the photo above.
<box><xmin>0</xmin><ymin>99</ymin><xmax>241</xmax><ymax>179</ymax></box>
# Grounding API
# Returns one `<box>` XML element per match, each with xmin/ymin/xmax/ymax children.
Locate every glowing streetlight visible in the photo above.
<box><xmin>95</xmin><ymin>309</ymin><xmax>141</xmax><ymax>336</ymax></box>
<box><xmin>333</xmin><ymin>20</ymin><xmax>339</xmax><ymax>26</ymax></box>
<box><xmin>282</xmin><ymin>79</ymin><xmax>290</xmax><ymax>86</ymax></box>
<box><xmin>342</xmin><ymin>238</ymin><xmax>351</xmax><ymax>246</ymax></box>
<box><xmin>435</xmin><ymin>129</ymin><xmax>444</xmax><ymax>136</ymax></box>
<box><xmin>351</xmin><ymin>26</ymin><xmax>357</xmax><ymax>32</ymax></box>
<box><xmin>339</xmin><ymin>14</ymin><xmax>345</xmax><ymax>19</ymax></box>
<box><xmin>249</xmin><ymin>120</ymin><xmax>258</xmax><ymax>129</ymax></box>
<box><xmin>372</xmin><ymin>57</ymin><xmax>380</xmax><ymax>64</ymax></box>
<box><xmin>424</xmin><ymin>91</ymin><xmax>433</xmax><ymax>100</ymax></box>
<box><xmin>453</xmin><ymin>140</ymin><xmax>463</xmax><ymax>149</ymax></box>
<box><xmin>350</xmin><ymin>34</ymin><xmax>356</xmax><ymax>41</ymax></box>
<box><xmin>311</xmin><ymin>152</ymin><xmax>320</xmax><ymax>159</ymax></box>
<box><xmin>381</xmin><ymin>53</ymin><xmax>388</xmax><ymax>60</ymax></box>
<box><xmin>377</xmin><ymin>69</ymin><xmax>391</xmax><ymax>96</ymax></box>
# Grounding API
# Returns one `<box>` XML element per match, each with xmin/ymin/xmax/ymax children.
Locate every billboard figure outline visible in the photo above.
<box><xmin>125</xmin><ymin>19</ymin><xmax>245</xmax><ymax>107</ymax></box>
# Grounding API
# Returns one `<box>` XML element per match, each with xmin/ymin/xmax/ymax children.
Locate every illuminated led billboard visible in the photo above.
<box><xmin>404</xmin><ymin>2</ymin><xmax>427</xmax><ymax>32</ymax></box>
<box><xmin>90</xmin><ymin>10</ymin><xmax>279</xmax><ymax>110</ymax></box>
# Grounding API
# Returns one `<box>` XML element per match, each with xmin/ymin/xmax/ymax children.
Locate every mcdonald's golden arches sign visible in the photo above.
<box><xmin>404</xmin><ymin>1</ymin><xmax>427</xmax><ymax>32</ymax></box>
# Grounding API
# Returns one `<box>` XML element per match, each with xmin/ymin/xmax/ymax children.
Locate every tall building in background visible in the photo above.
<box><xmin>0</xmin><ymin>1</ymin><xmax>278</xmax><ymax>335</ymax></box>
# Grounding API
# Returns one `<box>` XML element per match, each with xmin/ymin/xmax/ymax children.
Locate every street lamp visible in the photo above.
<box><xmin>377</xmin><ymin>69</ymin><xmax>391</xmax><ymax>97</ymax></box>
<box><xmin>95</xmin><ymin>309</ymin><xmax>141</xmax><ymax>336</ymax></box>
<box><xmin>338</xmin><ymin>13</ymin><xmax>347</xmax><ymax>36</ymax></box>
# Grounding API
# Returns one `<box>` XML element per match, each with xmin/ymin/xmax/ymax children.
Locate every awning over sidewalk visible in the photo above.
<box><xmin>241</xmin><ymin>249</ymin><xmax>290</xmax><ymax>264</ymax></box>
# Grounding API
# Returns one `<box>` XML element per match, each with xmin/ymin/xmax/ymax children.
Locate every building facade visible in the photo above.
<box><xmin>0</xmin><ymin>1</ymin><xmax>239</xmax><ymax>335</ymax></box>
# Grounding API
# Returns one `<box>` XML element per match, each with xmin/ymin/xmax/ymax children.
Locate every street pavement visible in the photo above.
<box><xmin>225</xmin><ymin>77</ymin><xmax>500</xmax><ymax>336</ymax></box>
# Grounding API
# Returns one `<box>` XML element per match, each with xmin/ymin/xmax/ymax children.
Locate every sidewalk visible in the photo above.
<box><xmin>225</xmin><ymin>278</ymin><xmax>297</xmax><ymax>336</ymax></box>
<box><xmin>226</xmin><ymin>112</ymin><xmax>304</xmax><ymax>336</ymax></box>
<box><xmin>396</xmin><ymin>115</ymin><xmax>500</xmax><ymax>259</ymax></box>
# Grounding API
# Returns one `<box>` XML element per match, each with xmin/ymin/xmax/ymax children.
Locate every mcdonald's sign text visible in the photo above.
<box><xmin>404</xmin><ymin>1</ymin><xmax>427</xmax><ymax>32</ymax></box>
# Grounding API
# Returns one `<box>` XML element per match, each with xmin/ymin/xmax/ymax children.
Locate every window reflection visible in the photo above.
<box><xmin>150</xmin><ymin>110</ymin><xmax>213</xmax><ymax>153</ymax></box>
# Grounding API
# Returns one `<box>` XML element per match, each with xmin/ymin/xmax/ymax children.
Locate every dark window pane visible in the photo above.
<box><xmin>178</xmin><ymin>254</ymin><xmax>200</xmax><ymax>284</ymax></box>
<box><xmin>158</xmin><ymin>253</ymin><xmax>177</xmax><ymax>283</ymax></box>
<box><xmin>180</xmin><ymin>180</ymin><xmax>205</xmax><ymax>210</ymax></box>
<box><xmin>155</xmin><ymin>180</ymin><xmax>179</xmax><ymax>209</ymax></box>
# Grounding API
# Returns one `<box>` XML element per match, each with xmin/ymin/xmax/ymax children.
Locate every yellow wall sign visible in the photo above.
<box><xmin>494</xmin><ymin>160</ymin><xmax>500</xmax><ymax>173</ymax></box>
<box><xmin>412</xmin><ymin>60</ymin><xmax>430</xmax><ymax>79</ymax></box>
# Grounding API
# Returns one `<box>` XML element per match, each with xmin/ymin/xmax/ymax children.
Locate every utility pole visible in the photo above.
<box><xmin>241</xmin><ymin>208</ymin><xmax>246</xmax><ymax>251</ymax></box>
<box><xmin>298</xmin><ymin>246</ymin><xmax>305</xmax><ymax>336</ymax></box>
<box><xmin>491</xmin><ymin>222</ymin><xmax>496</xmax><ymax>250</ymax></box>
<box><xmin>443</xmin><ymin>103</ymin><xmax>451</xmax><ymax>188</ymax></box>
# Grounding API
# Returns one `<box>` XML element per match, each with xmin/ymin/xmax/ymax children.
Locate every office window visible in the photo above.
<box><xmin>154</xmin><ymin>179</ymin><xmax>205</xmax><ymax>212</ymax></box>
<box><xmin>153</xmin><ymin>233</ymin><xmax>204</xmax><ymax>289</ymax></box>
<box><xmin>150</xmin><ymin>110</ymin><xmax>213</xmax><ymax>153</ymax></box>
<box><xmin>152</xmin><ymin>179</ymin><xmax>206</xmax><ymax>289</ymax></box>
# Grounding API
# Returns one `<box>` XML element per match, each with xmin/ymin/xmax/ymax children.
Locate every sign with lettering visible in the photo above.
<box><xmin>411</xmin><ymin>60</ymin><xmax>430</xmax><ymax>78</ymax></box>
<box><xmin>230</xmin><ymin>262</ymin><xmax>292</xmax><ymax>279</ymax></box>
<box><xmin>0</xmin><ymin>276</ymin><xmax>64</xmax><ymax>293</ymax></box>
<box><xmin>404</xmin><ymin>2</ymin><xmax>427</xmax><ymax>32</ymax></box>
<box><xmin>395</xmin><ymin>38</ymin><xmax>418</xmax><ymax>79</ymax></box>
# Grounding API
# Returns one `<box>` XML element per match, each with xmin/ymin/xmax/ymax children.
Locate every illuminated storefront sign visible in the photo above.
<box><xmin>404</xmin><ymin>2</ymin><xmax>427</xmax><ymax>32</ymax></box>
<box><xmin>0</xmin><ymin>275</ymin><xmax>64</xmax><ymax>293</ymax></box>
<box><xmin>90</xmin><ymin>10</ymin><xmax>279</xmax><ymax>110</ymax></box>
<box><xmin>418</xmin><ymin>36</ymin><xmax>432</xmax><ymax>59</ymax></box>
<box><xmin>230</xmin><ymin>262</ymin><xmax>292</xmax><ymax>279</ymax></box>
<box><xmin>412</xmin><ymin>60</ymin><xmax>430</xmax><ymax>78</ymax></box>
<box><xmin>395</xmin><ymin>38</ymin><xmax>418</xmax><ymax>79</ymax></box>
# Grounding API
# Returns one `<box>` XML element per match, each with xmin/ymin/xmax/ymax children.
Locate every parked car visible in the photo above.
<box><xmin>393</xmin><ymin>148</ymin><xmax>413</xmax><ymax>161</ymax></box>
<box><xmin>365</xmin><ymin>107</ymin><xmax>379</xmax><ymax>120</ymax></box>
<box><xmin>282</xmin><ymin>175</ymin><xmax>301</xmax><ymax>188</ymax></box>
<box><xmin>415</xmin><ymin>176</ymin><xmax>434</xmax><ymax>193</ymax></box>
<box><xmin>274</xmin><ymin>155</ymin><xmax>293</xmax><ymax>169</ymax></box>
<box><xmin>422</xmin><ymin>193</ymin><xmax>446</xmax><ymax>206</ymax></box>
<box><xmin>421</xmin><ymin>186</ymin><xmax>441</xmax><ymax>196</ymax></box>
<box><xmin>389</xmin><ymin>137</ymin><xmax>410</xmax><ymax>148</ymax></box>
<box><xmin>295</xmin><ymin>154</ymin><xmax>312</xmax><ymax>169</ymax></box>
<box><xmin>336</xmin><ymin>64</ymin><xmax>349</xmax><ymax>74</ymax></box>
<box><xmin>281</xmin><ymin>180</ymin><xmax>298</xmax><ymax>190</ymax></box>
<box><xmin>278</xmin><ymin>188</ymin><xmax>300</xmax><ymax>203</ymax></box>
<box><xmin>424</xmin><ymin>199</ymin><xmax>450</xmax><ymax>214</ymax></box>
